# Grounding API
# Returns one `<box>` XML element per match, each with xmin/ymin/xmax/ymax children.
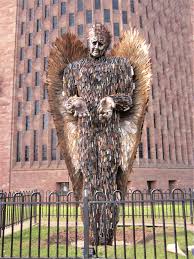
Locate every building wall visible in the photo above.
<box><xmin>0</xmin><ymin>0</ymin><xmax>193</xmax><ymax>191</ymax></box>
<box><xmin>0</xmin><ymin>0</ymin><xmax>17</xmax><ymax>190</ymax></box>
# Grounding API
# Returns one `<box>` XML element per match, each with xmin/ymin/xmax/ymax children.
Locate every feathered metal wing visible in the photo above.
<box><xmin>47</xmin><ymin>33</ymin><xmax>88</xmax><ymax>200</ymax></box>
<box><xmin>111</xmin><ymin>28</ymin><xmax>152</xmax><ymax>192</ymax></box>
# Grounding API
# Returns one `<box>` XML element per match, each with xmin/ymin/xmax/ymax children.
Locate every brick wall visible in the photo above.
<box><xmin>0</xmin><ymin>0</ymin><xmax>17</xmax><ymax>191</ymax></box>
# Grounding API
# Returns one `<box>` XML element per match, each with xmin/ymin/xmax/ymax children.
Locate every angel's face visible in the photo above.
<box><xmin>89</xmin><ymin>35</ymin><xmax>107</xmax><ymax>58</ymax></box>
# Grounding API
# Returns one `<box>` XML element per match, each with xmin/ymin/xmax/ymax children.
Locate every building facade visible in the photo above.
<box><xmin>0</xmin><ymin>0</ymin><xmax>193</xmax><ymax>192</ymax></box>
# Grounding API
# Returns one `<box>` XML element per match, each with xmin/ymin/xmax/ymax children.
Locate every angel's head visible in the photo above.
<box><xmin>88</xmin><ymin>23</ymin><xmax>112</xmax><ymax>58</ymax></box>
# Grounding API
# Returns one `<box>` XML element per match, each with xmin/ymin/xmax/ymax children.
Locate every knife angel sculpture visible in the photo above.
<box><xmin>47</xmin><ymin>24</ymin><xmax>151</xmax><ymax>245</ymax></box>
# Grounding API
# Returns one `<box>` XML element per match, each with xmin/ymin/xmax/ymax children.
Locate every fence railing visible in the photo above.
<box><xmin>0</xmin><ymin>188</ymin><xmax>194</xmax><ymax>258</ymax></box>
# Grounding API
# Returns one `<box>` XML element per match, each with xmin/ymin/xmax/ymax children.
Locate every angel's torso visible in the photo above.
<box><xmin>64</xmin><ymin>56</ymin><xmax>133</xmax><ymax>112</ymax></box>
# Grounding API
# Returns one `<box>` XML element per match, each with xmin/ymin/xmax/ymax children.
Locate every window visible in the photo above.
<box><xmin>25</xmin><ymin>115</ymin><xmax>30</xmax><ymax>130</ymax></box>
<box><xmin>44</xmin><ymin>5</ymin><xmax>49</xmax><ymax>18</ymax></box>
<box><xmin>95</xmin><ymin>0</ymin><xmax>101</xmax><ymax>9</ymax></box>
<box><xmin>43</xmin><ymin>113</ymin><xmax>48</xmax><ymax>129</ymax></box>
<box><xmin>27</xmin><ymin>59</ymin><xmax>32</xmax><ymax>73</ymax></box>
<box><xmin>130</xmin><ymin>0</ymin><xmax>135</xmax><ymax>13</ymax></box>
<box><xmin>112</xmin><ymin>0</ymin><xmax>118</xmax><ymax>10</ymax></box>
<box><xmin>36</xmin><ymin>0</ymin><xmax>41</xmax><ymax>7</ymax></box>
<box><xmin>77</xmin><ymin>24</ymin><xmax>83</xmax><ymax>36</ymax></box>
<box><xmin>21</xmin><ymin>22</ymin><xmax>25</xmax><ymax>35</ymax></box>
<box><xmin>77</xmin><ymin>0</ymin><xmax>83</xmax><ymax>11</ymax></box>
<box><xmin>51</xmin><ymin>129</ymin><xmax>57</xmax><ymax>160</ymax></box>
<box><xmin>147</xmin><ymin>127</ymin><xmax>151</xmax><ymax>159</ymax></box>
<box><xmin>169</xmin><ymin>180</ymin><xmax>176</xmax><ymax>192</ymax></box>
<box><xmin>19</xmin><ymin>74</ymin><xmax>23</xmax><ymax>88</ymax></box>
<box><xmin>43</xmin><ymin>86</ymin><xmax>48</xmax><ymax>99</ymax></box>
<box><xmin>44</xmin><ymin>30</ymin><xmax>49</xmax><ymax>44</ymax></box>
<box><xmin>162</xmin><ymin>61</ymin><xmax>165</xmax><ymax>74</ymax></box>
<box><xmin>34</xmin><ymin>130</ymin><xmax>38</xmax><ymax>161</ymax></box>
<box><xmin>159</xmin><ymin>100</ymin><xmax>162</xmax><ymax>115</ymax></box>
<box><xmin>20</xmin><ymin>47</ymin><xmax>24</xmax><ymax>60</ymax></box>
<box><xmin>153</xmin><ymin>21</ymin><xmax>156</xmax><ymax>35</ymax></box>
<box><xmin>139</xmin><ymin>16</ymin><xmax>143</xmax><ymax>28</ymax></box>
<box><xmin>169</xmin><ymin>144</ymin><xmax>171</xmax><ymax>160</ymax></box>
<box><xmin>155</xmin><ymin>144</ymin><xmax>158</xmax><ymax>159</ymax></box>
<box><xmin>174</xmin><ymin>133</ymin><xmax>178</xmax><ymax>161</ymax></box>
<box><xmin>44</xmin><ymin>57</ymin><xmax>48</xmax><ymax>71</ymax></box>
<box><xmin>155</xmin><ymin>46</ymin><xmax>158</xmax><ymax>60</ymax></box>
<box><xmin>151</xmin><ymin>84</ymin><xmax>154</xmax><ymax>99</ymax></box>
<box><xmin>113</xmin><ymin>23</ymin><xmax>120</xmax><ymax>36</ymax></box>
<box><xmin>25</xmin><ymin>145</ymin><xmax>30</xmax><ymax>161</ymax></box>
<box><xmin>122</xmin><ymin>11</ymin><xmax>127</xmax><ymax>24</ymax></box>
<box><xmin>147</xmin><ymin>181</ymin><xmax>156</xmax><ymax>193</ymax></box>
<box><xmin>104</xmin><ymin>9</ymin><xmax>110</xmax><ymax>23</ymax></box>
<box><xmin>29</xmin><ymin>8</ymin><xmax>33</xmax><ymax>21</ymax></box>
<box><xmin>36</xmin><ymin>45</ymin><xmax>41</xmax><ymax>58</ymax></box>
<box><xmin>147</xmin><ymin>31</ymin><xmax>150</xmax><ymax>44</ymax></box>
<box><xmin>151</xmin><ymin>0</ymin><xmax>153</xmax><ymax>9</ymax></box>
<box><xmin>153</xmin><ymin>113</ymin><xmax>156</xmax><ymax>128</ymax></box>
<box><xmin>60</xmin><ymin>27</ymin><xmax>66</xmax><ymax>36</ymax></box>
<box><xmin>52</xmin><ymin>16</ymin><xmax>58</xmax><ymax>29</ymax></box>
<box><xmin>145</xmin><ymin>6</ymin><xmax>148</xmax><ymax>19</ymax></box>
<box><xmin>42</xmin><ymin>144</ymin><xmax>47</xmax><ymax>160</ymax></box>
<box><xmin>26</xmin><ymin>87</ymin><xmax>32</xmax><ymax>101</ymax></box>
<box><xmin>161</xmin><ymin>130</ymin><xmax>165</xmax><ymax>160</ymax></box>
<box><xmin>18</xmin><ymin>102</ymin><xmax>22</xmax><ymax>117</ymax></box>
<box><xmin>69</xmin><ymin>13</ymin><xmax>74</xmax><ymax>26</ymax></box>
<box><xmin>167</xmin><ymin>51</ymin><xmax>170</xmax><ymax>64</ymax></box>
<box><xmin>57</xmin><ymin>182</ymin><xmax>69</xmax><ymax>193</ymax></box>
<box><xmin>34</xmin><ymin>100</ymin><xmax>40</xmax><ymax>115</ymax></box>
<box><xmin>167</xmin><ymin>116</ymin><xmax>169</xmax><ymax>130</ymax></box>
<box><xmin>36</xmin><ymin>19</ymin><xmax>41</xmax><ymax>32</ymax></box>
<box><xmin>160</xmin><ymin>37</ymin><xmax>163</xmax><ymax>50</ymax></box>
<box><xmin>28</xmin><ymin>33</ymin><xmax>33</xmax><ymax>46</ymax></box>
<box><xmin>35</xmin><ymin>72</ymin><xmax>40</xmax><ymax>86</ymax></box>
<box><xmin>16</xmin><ymin>131</ymin><xmax>21</xmax><ymax>162</ymax></box>
<box><xmin>139</xmin><ymin>142</ymin><xmax>143</xmax><ymax>158</ymax></box>
<box><xmin>52</xmin><ymin>0</ymin><xmax>57</xmax><ymax>4</ymax></box>
<box><xmin>157</xmin><ymin>72</ymin><xmax>160</xmax><ymax>87</ymax></box>
<box><xmin>21</xmin><ymin>0</ymin><xmax>25</xmax><ymax>10</ymax></box>
<box><xmin>61</xmin><ymin>2</ymin><xmax>66</xmax><ymax>15</ymax></box>
<box><xmin>86</xmin><ymin>10</ymin><xmax>92</xmax><ymax>24</ymax></box>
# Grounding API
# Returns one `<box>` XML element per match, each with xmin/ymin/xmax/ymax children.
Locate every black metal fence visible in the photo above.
<box><xmin>0</xmin><ymin>188</ymin><xmax>194</xmax><ymax>258</ymax></box>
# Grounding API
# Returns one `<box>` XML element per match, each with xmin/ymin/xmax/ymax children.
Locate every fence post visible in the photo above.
<box><xmin>83</xmin><ymin>188</ymin><xmax>89</xmax><ymax>259</ymax></box>
<box><xmin>33</xmin><ymin>193</ymin><xmax>38</xmax><ymax>224</ymax></box>
<box><xmin>0</xmin><ymin>193</ymin><xmax>6</xmax><ymax>239</ymax></box>
<box><xmin>0</xmin><ymin>193</ymin><xmax>3</xmax><ymax>238</ymax></box>
<box><xmin>189</xmin><ymin>188</ymin><xmax>194</xmax><ymax>225</ymax></box>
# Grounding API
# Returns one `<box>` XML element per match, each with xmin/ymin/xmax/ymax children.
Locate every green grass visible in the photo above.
<box><xmin>0</xmin><ymin>225</ymin><xmax>193</xmax><ymax>258</ymax></box>
<box><xmin>4</xmin><ymin>202</ymin><xmax>192</xmax><ymax>227</ymax></box>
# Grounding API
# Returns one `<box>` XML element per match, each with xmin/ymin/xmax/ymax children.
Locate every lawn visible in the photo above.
<box><xmin>3</xmin><ymin>201</ymin><xmax>193</xmax><ymax>229</ymax></box>
<box><xmin>0</xmin><ymin>225</ymin><xmax>193</xmax><ymax>258</ymax></box>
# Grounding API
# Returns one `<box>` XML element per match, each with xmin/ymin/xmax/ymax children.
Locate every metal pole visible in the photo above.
<box><xmin>83</xmin><ymin>188</ymin><xmax>89</xmax><ymax>259</ymax></box>
<box><xmin>0</xmin><ymin>194</ymin><xmax>2</xmax><ymax>238</ymax></box>
<box><xmin>189</xmin><ymin>188</ymin><xmax>193</xmax><ymax>224</ymax></box>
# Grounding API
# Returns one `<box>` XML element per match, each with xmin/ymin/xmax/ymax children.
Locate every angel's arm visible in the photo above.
<box><xmin>112</xmin><ymin>62</ymin><xmax>135</xmax><ymax>111</ymax></box>
<box><xmin>63</xmin><ymin>65</ymin><xmax>89</xmax><ymax>118</ymax></box>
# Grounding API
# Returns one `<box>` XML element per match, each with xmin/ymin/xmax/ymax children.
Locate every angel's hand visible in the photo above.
<box><xmin>97</xmin><ymin>97</ymin><xmax>116</xmax><ymax>121</ymax></box>
<box><xmin>64</xmin><ymin>96</ymin><xmax>89</xmax><ymax>118</ymax></box>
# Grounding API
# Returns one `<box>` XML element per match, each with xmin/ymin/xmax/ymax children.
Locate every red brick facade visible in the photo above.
<box><xmin>0</xmin><ymin>0</ymin><xmax>17</xmax><ymax>190</ymax></box>
<box><xmin>0</xmin><ymin>0</ymin><xmax>193</xmax><ymax>192</ymax></box>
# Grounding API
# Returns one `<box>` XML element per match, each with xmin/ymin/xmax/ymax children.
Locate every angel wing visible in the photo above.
<box><xmin>47</xmin><ymin>33</ymin><xmax>88</xmax><ymax>200</ymax></box>
<box><xmin>111</xmin><ymin>28</ymin><xmax>152</xmax><ymax>193</ymax></box>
